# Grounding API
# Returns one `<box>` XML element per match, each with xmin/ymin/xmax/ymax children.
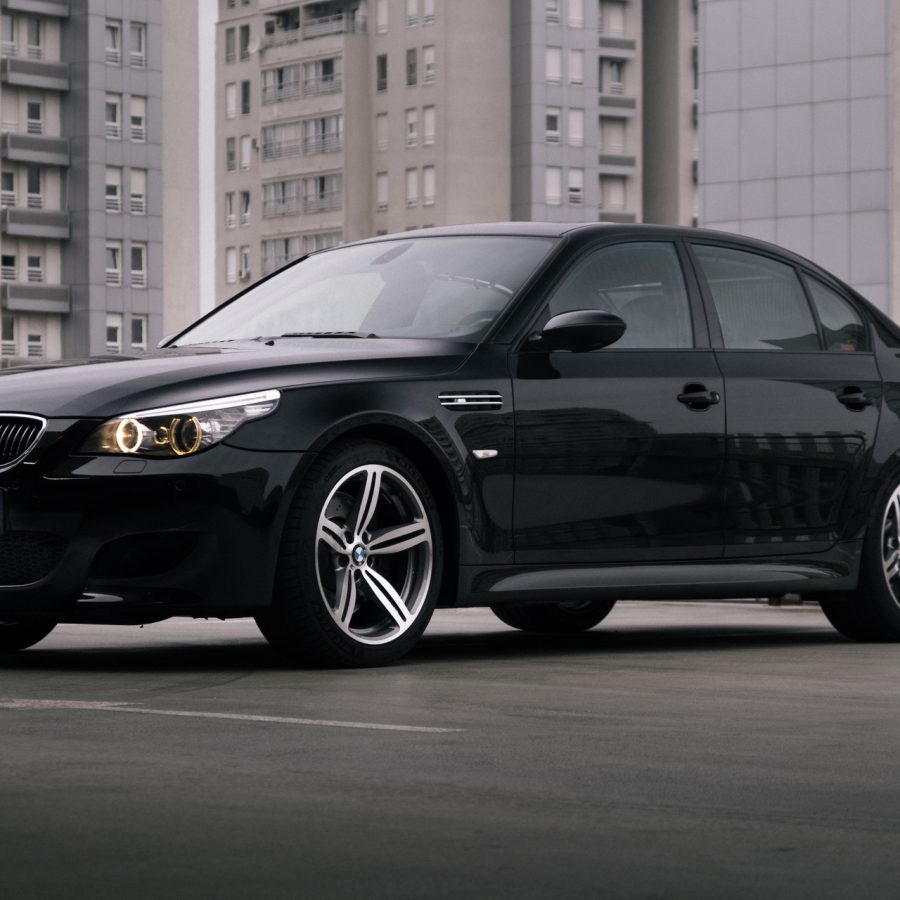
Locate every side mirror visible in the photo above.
<box><xmin>537</xmin><ymin>309</ymin><xmax>627</xmax><ymax>352</ymax></box>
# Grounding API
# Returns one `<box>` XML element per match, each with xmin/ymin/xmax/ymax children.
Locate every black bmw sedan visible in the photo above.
<box><xmin>2</xmin><ymin>222</ymin><xmax>900</xmax><ymax>666</ymax></box>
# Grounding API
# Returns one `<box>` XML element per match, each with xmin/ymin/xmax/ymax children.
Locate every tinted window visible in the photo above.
<box><xmin>804</xmin><ymin>276</ymin><xmax>868</xmax><ymax>352</ymax></box>
<box><xmin>694</xmin><ymin>245</ymin><xmax>819</xmax><ymax>351</ymax></box>
<box><xmin>548</xmin><ymin>242</ymin><xmax>693</xmax><ymax>348</ymax></box>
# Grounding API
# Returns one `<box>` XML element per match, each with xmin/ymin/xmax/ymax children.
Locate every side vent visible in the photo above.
<box><xmin>438</xmin><ymin>391</ymin><xmax>502</xmax><ymax>411</ymax></box>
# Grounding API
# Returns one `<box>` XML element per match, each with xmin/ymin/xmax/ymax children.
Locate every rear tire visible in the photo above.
<box><xmin>256</xmin><ymin>441</ymin><xmax>443</xmax><ymax>667</ymax></box>
<box><xmin>0</xmin><ymin>621</ymin><xmax>56</xmax><ymax>653</ymax></box>
<box><xmin>820</xmin><ymin>475</ymin><xmax>900</xmax><ymax>641</ymax></box>
<box><xmin>490</xmin><ymin>599</ymin><xmax>616</xmax><ymax>633</ymax></box>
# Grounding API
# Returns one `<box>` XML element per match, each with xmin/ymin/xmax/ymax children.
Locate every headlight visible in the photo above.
<box><xmin>80</xmin><ymin>390</ymin><xmax>280</xmax><ymax>458</ymax></box>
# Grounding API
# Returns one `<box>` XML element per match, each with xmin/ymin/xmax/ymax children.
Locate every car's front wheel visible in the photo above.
<box><xmin>820</xmin><ymin>474</ymin><xmax>900</xmax><ymax>641</ymax></box>
<box><xmin>257</xmin><ymin>441</ymin><xmax>443</xmax><ymax>667</ymax></box>
<box><xmin>490</xmin><ymin>599</ymin><xmax>616</xmax><ymax>633</ymax></box>
<box><xmin>0</xmin><ymin>621</ymin><xmax>56</xmax><ymax>653</ymax></box>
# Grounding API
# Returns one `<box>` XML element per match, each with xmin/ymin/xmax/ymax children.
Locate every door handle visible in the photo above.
<box><xmin>677</xmin><ymin>383</ymin><xmax>721</xmax><ymax>411</ymax></box>
<box><xmin>837</xmin><ymin>387</ymin><xmax>873</xmax><ymax>410</ymax></box>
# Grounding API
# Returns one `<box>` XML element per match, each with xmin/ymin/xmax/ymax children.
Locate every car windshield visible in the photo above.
<box><xmin>174</xmin><ymin>235</ymin><xmax>556</xmax><ymax>345</ymax></box>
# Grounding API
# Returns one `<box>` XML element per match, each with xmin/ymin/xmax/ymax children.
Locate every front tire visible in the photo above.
<box><xmin>820</xmin><ymin>475</ymin><xmax>900</xmax><ymax>641</ymax></box>
<box><xmin>257</xmin><ymin>441</ymin><xmax>443</xmax><ymax>667</ymax></box>
<box><xmin>491</xmin><ymin>599</ymin><xmax>616</xmax><ymax>633</ymax></box>
<box><xmin>0</xmin><ymin>621</ymin><xmax>56</xmax><ymax>653</ymax></box>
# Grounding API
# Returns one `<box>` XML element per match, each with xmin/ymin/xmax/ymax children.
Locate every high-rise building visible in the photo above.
<box><xmin>698</xmin><ymin>0</ymin><xmax>898</xmax><ymax>318</ymax></box>
<box><xmin>215</xmin><ymin>0</ymin><xmax>699</xmax><ymax>302</ymax></box>
<box><xmin>0</xmin><ymin>0</ymin><xmax>163</xmax><ymax>362</ymax></box>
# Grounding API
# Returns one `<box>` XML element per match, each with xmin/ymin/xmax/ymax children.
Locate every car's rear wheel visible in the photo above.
<box><xmin>257</xmin><ymin>441</ymin><xmax>442</xmax><ymax>667</ymax></box>
<box><xmin>0</xmin><ymin>621</ymin><xmax>56</xmax><ymax>653</ymax></box>
<box><xmin>490</xmin><ymin>599</ymin><xmax>616</xmax><ymax>633</ymax></box>
<box><xmin>820</xmin><ymin>475</ymin><xmax>900</xmax><ymax>641</ymax></box>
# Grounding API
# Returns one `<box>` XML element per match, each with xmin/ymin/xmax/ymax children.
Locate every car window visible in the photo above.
<box><xmin>693</xmin><ymin>244</ymin><xmax>819</xmax><ymax>351</ymax></box>
<box><xmin>547</xmin><ymin>241</ymin><xmax>693</xmax><ymax>348</ymax></box>
<box><xmin>803</xmin><ymin>275</ymin><xmax>868</xmax><ymax>352</ymax></box>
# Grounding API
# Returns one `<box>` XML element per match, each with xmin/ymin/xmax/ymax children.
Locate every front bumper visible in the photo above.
<box><xmin>0</xmin><ymin>440</ymin><xmax>304</xmax><ymax>623</ymax></box>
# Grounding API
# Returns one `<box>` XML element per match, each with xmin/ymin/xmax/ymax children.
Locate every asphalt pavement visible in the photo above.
<box><xmin>2</xmin><ymin>601</ymin><xmax>899</xmax><ymax>899</ymax></box>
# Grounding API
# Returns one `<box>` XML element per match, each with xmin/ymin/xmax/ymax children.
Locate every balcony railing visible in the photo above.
<box><xmin>262</xmin><ymin>82</ymin><xmax>300</xmax><ymax>104</ymax></box>
<box><xmin>26</xmin><ymin>193</ymin><xmax>42</xmax><ymax>209</ymax></box>
<box><xmin>105</xmin><ymin>122</ymin><xmax>121</xmax><ymax>139</ymax></box>
<box><xmin>260</xmin><ymin>28</ymin><xmax>301</xmax><ymax>49</ymax></box>
<box><xmin>130</xmin><ymin>194</ymin><xmax>146</xmax><ymax>214</ymax></box>
<box><xmin>1</xmin><ymin>207</ymin><xmax>70</xmax><ymax>239</ymax></box>
<box><xmin>303</xmin><ymin>75</ymin><xmax>342</xmax><ymax>95</ymax></box>
<box><xmin>303</xmin><ymin>133</ymin><xmax>342</xmax><ymax>154</ymax></box>
<box><xmin>27</xmin><ymin>119</ymin><xmax>43</xmax><ymax>135</ymax></box>
<box><xmin>27</xmin><ymin>267</ymin><xmax>43</xmax><ymax>283</ymax></box>
<box><xmin>262</xmin><ymin>139</ymin><xmax>301</xmax><ymax>161</ymax></box>
<box><xmin>1</xmin><ymin>41</ymin><xmax>16</xmax><ymax>56</ymax></box>
<box><xmin>1</xmin><ymin>341</ymin><xmax>15</xmax><ymax>356</ymax></box>
<box><xmin>263</xmin><ymin>198</ymin><xmax>300</xmax><ymax>218</ymax></box>
<box><xmin>105</xmin><ymin>271</ymin><xmax>122</xmax><ymax>286</ymax></box>
<box><xmin>130</xmin><ymin>272</ymin><xmax>147</xmax><ymax>288</ymax></box>
<box><xmin>130</xmin><ymin>51</ymin><xmax>146</xmax><ymax>68</ymax></box>
<box><xmin>105</xmin><ymin>48</ymin><xmax>121</xmax><ymax>65</ymax></box>
<box><xmin>1</xmin><ymin>265</ymin><xmax>16</xmax><ymax>280</ymax></box>
<box><xmin>0</xmin><ymin>191</ymin><xmax>15</xmax><ymax>207</ymax></box>
<box><xmin>225</xmin><ymin>213</ymin><xmax>236</xmax><ymax>228</ymax></box>
<box><xmin>106</xmin><ymin>195</ymin><xmax>121</xmax><ymax>212</ymax></box>
<box><xmin>1</xmin><ymin>132</ymin><xmax>70</xmax><ymax>167</ymax></box>
<box><xmin>302</xmin><ymin>14</ymin><xmax>366</xmax><ymax>39</ymax></box>
<box><xmin>3</xmin><ymin>0</ymin><xmax>70</xmax><ymax>17</ymax></box>
<box><xmin>303</xmin><ymin>191</ymin><xmax>342</xmax><ymax>213</ymax></box>
<box><xmin>130</xmin><ymin>124</ymin><xmax>146</xmax><ymax>142</ymax></box>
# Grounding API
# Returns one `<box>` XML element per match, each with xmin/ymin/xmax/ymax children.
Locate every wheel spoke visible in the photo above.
<box><xmin>368</xmin><ymin>519</ymin><xmax>430</xmax><ymax>556</ymax></box>
<box><xmin>353</xmin><ymin>466</ymin><xmax>383</xmax><ymax>539</ymax></box>
<box><xmin>318</xmin><ymin>516</ymin><xmax>348</xmax><ymax>556</ymax></box>
<box><xmin>334</xmin><ymin>566</ymin><xmax>357</xmax><ymax>627</ymax></box>
<box><xmin>885</xmin><ymin>548</ymin><xmax>900</xmax><ymax>580</ymax></box>
<box><xmin>360</xmin><ymin>566</ymin><xmax>413</xmax><ymax>628</ymax></box>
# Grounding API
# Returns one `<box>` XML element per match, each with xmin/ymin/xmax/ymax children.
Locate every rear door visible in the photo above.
<box><xmin>689</xmin><ymin>241</ymin><xmax>881</xmax><ymax>556</ymax></box>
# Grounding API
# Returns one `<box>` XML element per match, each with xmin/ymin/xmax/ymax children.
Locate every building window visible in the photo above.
<box><xmin>406</xmin><ymin>168</ymin><xmax>418</xmax><ymax>207</ymax></box>
<box><xmin>225</xmin><ymin>82</ymin><xmax>237</xmax><ymax>118</ymax></box>
<box><xmin>131</xmin><ymin>315</ymin><xmax>147</xmax><ymax>350</ymax></box>
<box><xmin>423</xmin><ymin>45</ymin><xmax>435</xmax><ymax>83</ymax></box>
<box><xmin>376</xmin><ymin>172</ymin><xmax>389</xmax><ymax>211</ymax></box>
<box><xmin>240</xmin><ymin>135</ymin><xmax>252</xmax><ymax>169</ymax></box>
<box><xmin>376</xmin><ymin>113</ymin><xmax>388</xmax><ymax>151</ymax></box>
<box><xmin>263</xmin><ymin>179</ymin><xmax>300</xmax><ymax>218</ymax></box>
<box><xmin>26</xmin><ymin>100</ymin><xmax>42</xmax><ymax>135</ymax></box>
<box><xmin>262</xmin><ymin>237</ymin><xmax>301</xmax><ymax>276</ymax></box>
<box><xmin>130</xmin><ymin>23</ymin><xmax>146</xmax><ymax>67</ymax></box>
<box><xmin>225</xmin><ymin>27</ymin><xmax>236</xmax><ymax>63</ymax></box>
<box><xmin>26</xmin><ymin>254</ymin><xmax>42</xmax><ymax>282</ymax></box>
<box><xmin>130</xmin><ymin>243</ymin><xmax>147</xmax><ymax>287</ymax></box>
<box><xmin>226</xmin><ymin>247</ymin><xmax>237</xmax><ymax>284</ymax></box>
<box><xmin>26</xmin><ymin>16</ymin><xmax>41</xmax><ymax>59</ymax></box>
<box><xmin>303</xmin><ymin>57</ymin><xmax>342</xmax><ymax>94</ymax></box>
<box><xmin>239</xmin><ymin>24</ymin><xmax>251</xmax><ymax>59</ymax></box>
<box><xmin>26</xmin><ymin>164</ymin><xmax>41</xmax><ymax>208</ymax></box>
<box><xmin>569</xmin><ymin>48</ymin><xmax>584</xmax><ymax>85</ymax></box>
<box><xmin>376</xmin><ymin>0</ymin><xmax>388</xmax><ymax>33</ymax></box>
<box><xmin>130</xmin><ymin>168</ymin><xmax>147</xmax><ymax>214</ymax></box>
<box><xmin>601</xmin><ymin>59</ymin><xmax>625</xmax><ymax>95</ymax></box>
<box><xmin>569</xmin><ymin>0</ymin><xmax>584</xmax><ymax>27</ymax></box>
<box><xmin>423</xmin><ymin>105</ymin><xmax>436</xmax><ymax>144</ymax></box>
<box><xmin>1</xmin><ymin>314</ymin><xmax>16</xmax><ymax>356</ymax></box>
<box><xmin>0</xmin><ymin>171</ymin><xmax>13</xmax><ymax>207</ymax></box>
<box><xmin>106</xmin><ymin>242</ymin><xmax>122</xmax><ymax>286</ymax></box>
<box><xmin>376</xmin><ymin>54</ymin><xmax>388</xmax><ymax>91</ymax></box>
<box><xmin>105</xmin><ymin>166</ymin><xmax>122</xmax><ymax>212</ymax></box>
<box><xmin>303</xmin><ymin>115</ymin><xmax>343</xmax><ymax>154</ymax></box>
<box><xmin>423</xmin><ymin>165</ymin><xmax>435</xmax><ymax>206</ymax></box>
<box><xmin>546</xmin><ymin>47</ymin><xmax>561</xmax><ymax>83</ymax></box>
<box><xmin>599</xmin><ymin>0</ymin><xmax>626</xmax><ymax>36</ymax></box>
<box><xmin>303</xmin><ymin>174</ymin><xmax>342</xmax><ymax>213</ymax></box>
<box><xmin>546</xmin><ymin>0</ymin><xmax>560</xmax><ymax>23</ymax></box>
<box><xmin>26</xmin><ymin>333</ymin><xmax>43</xmax><ymax>358</ymax></box>
<box><xmin>130</xmin><ymin>96</ymin><xmax>147</xmax><ymax>141</ymax></box>
<box><xmin>568</xmin><ymin>168</ymin><xmax>584</xmax><ymax>204</ymax></box>
<box><xmin>226</xmin><ymin>137</ymin><xmax>236</xmax><ymax>172</ymax></box>
<box><xmin>262</xmin><ymin>122</ymin><xmax>301</xmax><ymax>161</ymax></box>
<box><xmin>240</xmin><ymin>190</ymin><xmax>250</xmax><ymax>225</ymax></box>
<box><xmin>406</xmin><ymin>108</ymin><xmax>418</xmax><ymax>146</ymax></box>
<box><xmin>545</xmin><ymin>108</ymin><xmax>561</xmax><ymax>143</ymax></box>
<box><xmin>545</xmin><ymin>167</ymin><xmax>562</xmax><ymax>205</ymax></box>
<box><xmin>105</xmin><ymin>94</ymin><xmax>122</xmax><ymax>139</ymax></box>
<box><xmin>225</xmin><ymin>191</ymin><xmax>236</xmax><ymax>227</ymax></box>
<box><xmin>240</xmin><ymin>246</ymin><xmax>251</xmax><ymax>281</ymax></box>
<box><xmin>241</xmin><ymin>80</ymin><xmax>251</xmax><ymax>115</ymax></box>
<box><xmin>406</xmin><ymin>0</ymin><xmax>418</xmax><ymax>26</ymax></box>
<box><xmin>303</xmin><ymin>232</ymin><xmax>342</xmax><ymax>253</ymax></box>
<box><xmin>600</xmin><ymin>117</ymin><xmax>626</xmax><ymax>153</ymax></box>
<box><xmin>1</xmin><ymin>14</ymin><xmax>16</xmax><ymax>57</ymax></box>
<box><xmin>568</xmin><ymin>108</ymin><xmax>584</xmax><ymax>147</ymax></box>
<box><xmin>106</xmin><ymin>313</ymin><xmax>122</xmax><ymax>353</ymax></box>
<box><xmin>105</xmin><ymin>20</ymin><xmax>122</xmax><ymax>65</ymax></box>
<box><xmin>0</xmin><ymin>253</ymin><xmax>15</xmax><ymax>281</ymax></box>
<box><xmin>406</xmin><ymin>48</ymin><xmax>417</xmax><ymax>86</ymax></box>
<box><xmin>423</xmin><ymin>0</ymin><xmax>435</xmax><ymax>24</ymax></box>
<box><xmin>599</xmin><ymin>174</ymin><xmax>627</xmax><ymax>210</ymax></box>
<box><xmin>262</xmin><ymin>65</ymin><xmax>300</xmax><ymax>103</ymax></box>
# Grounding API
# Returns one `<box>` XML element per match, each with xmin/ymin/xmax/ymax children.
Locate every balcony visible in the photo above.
<box><xmin>262</xmin><ymin>139</ymin><xmax>301</xmax><ymax>161</ymax></box>
<box><xmin>263</xmin><ymin>198</ymin><xmax>300</xmax><ymax>218</ymax></box>
<box><xmin>599</xmin><ymin>152</ymin><xmax>637</xmax><ymax>169</ymax></box>
<box><xmin>303</xmin><ymin>191</ymin><xmax>342</xmax><ymax>213</ymax></box>
<box><xmin>0</xmin><ymin>56</ymin><xmax>70</xmax><ymax>91</ymax></box>
<box><xmin>598</xmin><ymin>36</ymin><xmax>637</xmax><ymax>56</ymax></box>
<box><xmin>303</xmin><ymin>75</ymin><xmax>342</xmax><ymax>96</ymax></box>
<box><xmin>0</xmin><ymin>207</ymin><xmax>70</xmax><ymax>239</ymax></box>
<box><xmin>302</xmin><ymin>14</ymin><xmax>366</xmax><ymax>39</ymax></box>
<box><xmin>261</xmin><ymin>27</ymin><xmax>301</xmax><ymax>50</ymax></box>
<box><xmin>262</xmin><ymin>82</ymin><xmax>300</xmax><ymax>104</ymax></box>
<box><xmin>2</xmin><ymin>0</ymin><xmax>69</xmax><ymax>17</ymax></box>
<box><xmin>303</xmin><ymin>133</ymin><xmax>342</xmax><ymax>155</ymax></box>
<box><xmin>0</xmin><ymin>282</ymin><xmax>71</xmax><ymax>315</ymax></box>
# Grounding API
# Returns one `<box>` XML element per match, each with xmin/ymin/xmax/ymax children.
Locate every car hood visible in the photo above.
<box><xmin>0</xmin><ymin>338</ymin><xmax>476</xmax><ymax>418</ymax></box>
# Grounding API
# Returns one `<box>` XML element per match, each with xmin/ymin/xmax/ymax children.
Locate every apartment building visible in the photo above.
<box><xmin>698</xmin><ymin>0</ymin><xmax>898</xmax><ymax>317</ymax></box>
<box><xmin>0</xmin><ymin>0</ymin><xmax>164</xmax><ymax>362</ymax></box>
